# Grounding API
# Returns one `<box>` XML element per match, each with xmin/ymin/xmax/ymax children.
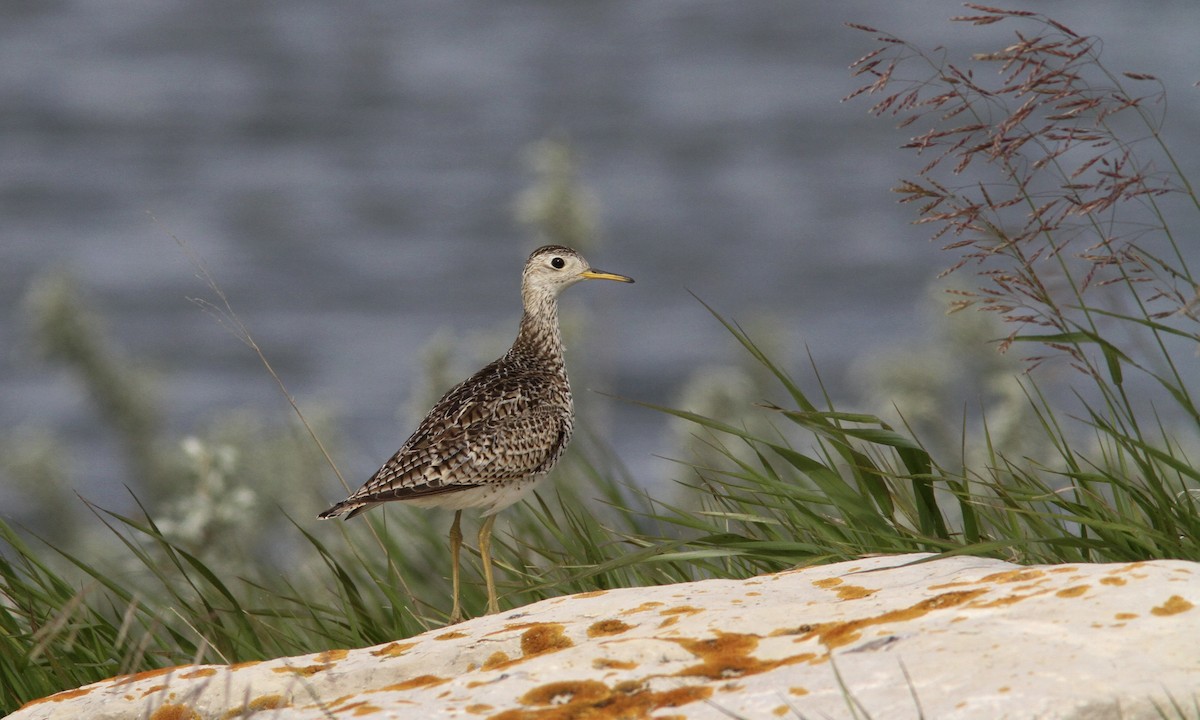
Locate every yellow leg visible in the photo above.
<box><xmin>448</xmin><ymin>510</ymin><xmax>464</xmax><ymax>624</ymax></box>
<box><xmin>478</xmin><ymin>514</ymin><xmax>500</xmax><ymax>615</ymax></box>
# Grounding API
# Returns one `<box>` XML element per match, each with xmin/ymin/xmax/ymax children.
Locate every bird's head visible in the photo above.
<box><xmin>521</xmin><ymin>245</ymin><xmax>633</xmax><ymax>306</ymax></box>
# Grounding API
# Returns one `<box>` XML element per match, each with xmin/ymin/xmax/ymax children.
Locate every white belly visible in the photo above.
<box><xmin>400</xmin><ymin>475</ymin><xmax>543</xmax><ymax>516</ymax></box>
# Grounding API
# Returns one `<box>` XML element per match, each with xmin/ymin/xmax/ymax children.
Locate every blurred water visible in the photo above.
<box><xmin>2</xmin><ymin>1</ymin><xmax>1198</xmax><ymax>510</ymax></box>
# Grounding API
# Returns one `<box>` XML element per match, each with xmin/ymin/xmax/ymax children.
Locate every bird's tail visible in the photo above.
<box><xmin>317</xmin><ymin>500</ymin><xmax>372</xmax><ymax>520</ymax></box>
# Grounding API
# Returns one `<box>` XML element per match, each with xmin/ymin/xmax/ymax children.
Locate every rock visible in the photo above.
<box><xmin>11</xmin><ymin>553</ymin><xmax>1199</xmax><ymax>719</ymax></box>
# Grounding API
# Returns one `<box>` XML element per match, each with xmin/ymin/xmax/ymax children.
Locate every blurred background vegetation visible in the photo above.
<box><xmin>3</xmin><ymin>7</ymin><xmax>1200</xmax><ymax>715</ymax></box>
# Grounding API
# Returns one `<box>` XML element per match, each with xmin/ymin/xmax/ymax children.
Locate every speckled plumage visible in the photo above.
<box><xmin>318</xmin><ymin>244</ymin><xmax>632</xmax><ymax>621</ymax></box>
<box><xmin>320</xmin><ymin>311</ymin><xmax>575</xmax><ymax>519</ymax></box>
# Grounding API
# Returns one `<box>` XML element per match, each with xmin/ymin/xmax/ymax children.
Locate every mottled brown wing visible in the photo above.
<box><xmin>335</xmin><ymin>358</ymin><xmax>570</xmax><ymax>506</ymax></box>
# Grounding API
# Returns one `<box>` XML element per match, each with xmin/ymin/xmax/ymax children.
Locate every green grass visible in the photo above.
<box><xmin>5</xmin><ymin>296</ymin><xmax>1197</xmax><ymax>712</ymax></box>
<box><xmin>4</xmin><ymin>6</ymin><xmax>1200</xmax><ymax>715</ymax></box>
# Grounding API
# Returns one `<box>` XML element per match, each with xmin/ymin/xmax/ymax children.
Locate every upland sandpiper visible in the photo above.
<box><xmin>319</xmin><ymin>244</ymin><xmax>633</xmax><ymax>623</ymax></box>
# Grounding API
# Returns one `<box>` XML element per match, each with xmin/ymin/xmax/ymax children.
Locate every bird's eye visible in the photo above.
<box><xmin>550</xmin><ymin>257</ymin><xmax>565</xmax><ymax>269</ymax></box>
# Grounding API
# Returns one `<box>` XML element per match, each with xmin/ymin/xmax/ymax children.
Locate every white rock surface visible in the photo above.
<box><xmin>11</xmin><ymin>553</ymin><xmax>1200</xmax><ymax>720</ymax></box>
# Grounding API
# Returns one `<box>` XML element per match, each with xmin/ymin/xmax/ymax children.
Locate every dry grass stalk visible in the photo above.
<box><xmin>846</xmin><ymin>5</ymin><xmax>1198</xmax><ymax>368</ymax></box>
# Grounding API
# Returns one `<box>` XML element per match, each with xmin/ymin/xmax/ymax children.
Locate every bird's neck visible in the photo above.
<box><xmin>510</xmin><ymin>291</ymin><xmax>565</xmax><ymax>367</ymax></box>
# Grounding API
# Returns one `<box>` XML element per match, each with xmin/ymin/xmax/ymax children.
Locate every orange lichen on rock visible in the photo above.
<box><xmin>521</xmin><ymin>680</ymin><xmax>611</xmax><ymax>706</ymax></box>
<box><xmin>488</xmin><ymin>678</ymin><xmax>712</xmax><ymax>720</ymax></box>
<box><xmin>313</xmin><ymin>649</ymin><xmax>349</xmax><ymax>664</ymax></box>
<box><xmin>573</xmin><ymin>589</ymin><xmax>610</xmax><ymax>599</ymax></box>
<box><xmin>833</xmin><ymin>585</ymin><xmax>877</xmax><ymax>601</ymax></box>
<box><xmin>520</xmin><ymin>623</ymin><xmax>574</xmax><ymax>656</ymax></box>
<box><xmin>968</xmin><ymin>588</ymin><xmax>1053</xmax><ymax>609</ymax></box>
<box><xmin>788</xmin><ymin>589</ymin><xmax>989</xmax><ymax>649</ymax></box>
<box><xmin>149</xmin><ymin>704</ymin><xmax>201</xmax><ymax>720</ymax></box>
<box><xmin>18</xmin><ymin>686</ymin><xmax>94</xmax><ymax>709</ymax></box>
<box><xmin>814</xmin><ymin>576</ymin><xmax>880</xmax><ymax>600</ymax></box>
<box><xmin>273</xmin><ymin>663</ymin><xmax>329</xmax><ymax>677</ymax></box>
<box><xmin>673</xmin><ymin>632</ymin><xmax>815</xmax><ymax>680</ymax></box>
<box><xmin>324</xmin><ymin>699</ymin><xmax>361</xmax><ymax>713</ymax></box>
<box><xmin>248</xmin><ymin>694</ymin><xmax>287</xmax><ymax>710</ymax></box>
<box><xmin>979</xmin><ymin>569</ymin><xmax>1046</xmax><ymax>584</ymax></box>
<box><xmin>593</xmin><ymin>658</ymin><xmax>638</xmax><ymax>670</ymax></box>
<box><xmin>178</xmin><ymin>668</ymin><xmax>217</xmax><ymax>680</ymax></box>
<box><xmin>436</xmin><ymin>631</ymin><xmax>469</xmax><ymax>641</ymax></box>
<box><xmin>1151</xmin><ymin>595</ymin><xmax>1194</xmax><ymax>616</ymax></box>
<box><xmin>1099</xmin><ymin>577</ymin><xmax>1127</xmax><ymax>586</ymax></box>
<box><xmin>275</xmin><ymin>649</ymin><xmax>347</xmax><ymax>677</ymax></box>
<box><xmin>587</xmin><ymin>619</ymin><xmax>633</xmax><ymax>637</ymax></box>
<box><xmin>351</xmin><ymin>704</ymin><xmax>382</xmax><ymax>715</ymax></box>
<box><xmin>480</xmin><ymin>625</ymin><xmax>575</xmax><ymax>673</ymax></box>
<box><xmin>674</xmin><ymin>633</ymin><xmax>760</xmax><ymax>679</ymax></box>
<box><xmin>1110</xmin><ymin>563</ymin><xmax>1150</xmax><ymax>579</ymax></box>
<box><xmin>927</xmin><ymin>580</ymin><xmax>973</xmax><ymax>590</ymax></box>
<box><xmin>371</xmin><ymin>641</ymin><xmax>417</xmax><ymax>657</ymax></box>
<box><xmin>222</xmin><ymin>694</ymin><xmax>289</xmax><ymax>719</ymax></box>
<box><xmin>381</xmin><ymin>674</ymin><xmax>448</xmax><ymax>692</ymax></box>
<box><xmin>660</xmin><ymin>605</ymin><xmax>704</xmax><ymax>617</ymax></box>
<box><xmin>621</xmin><ymin>601</ymin><xmax>666</xmax><ymax>615</ymax></box>
<box><xmin>1055</xmin><ymin>585</ymin><xmax>1091</xmax><ymax>598</ymax></box>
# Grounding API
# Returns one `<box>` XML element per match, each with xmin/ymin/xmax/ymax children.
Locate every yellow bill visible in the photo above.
<box><xmin>581</xmin><ymin>269</ymin><xmax>635</xmax><ymax>283</ymax></box>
